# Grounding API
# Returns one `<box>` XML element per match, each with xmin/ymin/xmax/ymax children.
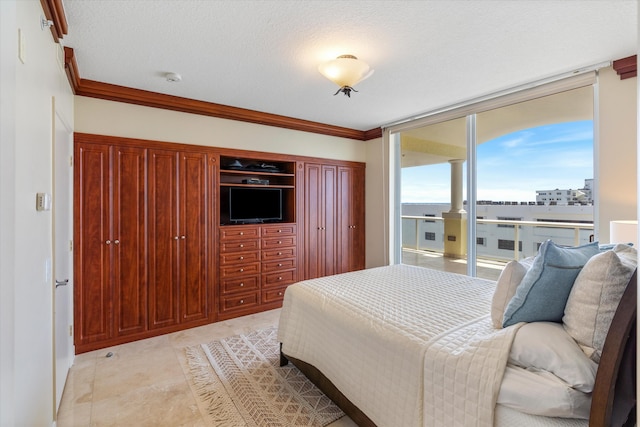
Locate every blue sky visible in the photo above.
<box><xmin>401</xmin><ymin>120</ymin><xmax>594</xmax><ymax>203</ymax></box>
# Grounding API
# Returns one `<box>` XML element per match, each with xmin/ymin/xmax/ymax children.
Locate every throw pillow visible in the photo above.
<box><xmin>508</xmin><ymin>322</ymin><xmax>597</xmax><ymax>393</ymax></box>
<box><xmin>502</xmin><ymin>240</ymin><xmax>600</xmax><ymax>327</ymax></box>
<box><xmin>491</xmin><ymin>258</ymin><xmax>534</xmax><ymax>329</ymax></box>
<box><xmin>562</xmin><ymin>244</ymin><xmax>637</xmax><ymax>362</ymax></box>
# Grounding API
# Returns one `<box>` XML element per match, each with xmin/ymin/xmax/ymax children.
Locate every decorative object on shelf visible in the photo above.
<box><xmin>225</xmin><ymin>159</ymin><xmax>282</xmax><ymax>173</ymax></box>
<box><xmin>318</xmin><ymin>55</ymin><xmax>374</xmax><ymax>97</ymax></box>
<box><xmin>227</xmin><ymin>159</ymin><xmax>245</xmax><ymax>169</ymax></box>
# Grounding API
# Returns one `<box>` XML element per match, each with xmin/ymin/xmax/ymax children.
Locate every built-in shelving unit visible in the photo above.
<box><xmin>219</xmin><ymin>155</ymin><xmax>297</xmax><ymax>225</ymax></box>
<box><xmin>73</xmin><ymin>133</ymin><xmax>365</xmax><ymax>353</ymax></box>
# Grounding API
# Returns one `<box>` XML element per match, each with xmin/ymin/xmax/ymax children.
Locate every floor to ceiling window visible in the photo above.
<box><xmin>393</xmin><ymin>75</ymin><xmax>596</xmax><ymax>280</ymax></box>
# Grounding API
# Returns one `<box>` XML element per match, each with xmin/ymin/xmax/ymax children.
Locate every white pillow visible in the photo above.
<box><xmin>509</xmin><ymin>322</ymin><xmax>597</xmax><ymax>393</ymax></box>
<box><xmin>491</xmin><ymin>258</ymin><xmax>534</xmax><ymax>329</ymax></box>
<box><xmin>498</xmin><ymin>365</ymin><xmax>592</xmax><ymax>419</ymax></box>
<box><xmin>563</xmin><ymin>244</ymin><xmax>637</xmax><ymax>362</ymax></box>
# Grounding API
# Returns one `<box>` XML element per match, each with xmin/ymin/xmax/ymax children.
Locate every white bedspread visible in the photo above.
<box><xmin>277</xmin><ymin>264</ymin><xmax>520</xmax><ymax>427</ymax></box>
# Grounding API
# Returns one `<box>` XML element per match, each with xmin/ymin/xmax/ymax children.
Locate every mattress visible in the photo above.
<box><xmin>277</xmin><ymin>264</ymin><xmax>590</xmax><ymax>427</ymax></box>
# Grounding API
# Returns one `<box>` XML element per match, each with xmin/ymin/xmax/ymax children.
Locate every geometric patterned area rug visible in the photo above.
<box><xmin>185</xmin><ymin>327</ymin><xmax>345</xmax><ymax>426</ymax></box>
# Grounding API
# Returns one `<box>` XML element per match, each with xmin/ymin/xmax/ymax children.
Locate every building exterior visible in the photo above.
<box><xmin>402</xmin><ymin>200</ymin><xmax>594</xmax><ymax>261</ymax></box>
<box><xmin>535</xmin><ymin>179</ymin><xmax>593</xmax><ymax>205</ymax></box>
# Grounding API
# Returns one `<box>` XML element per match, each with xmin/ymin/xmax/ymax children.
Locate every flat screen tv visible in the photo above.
<box><xmin>228</xmin><ymin>187</ymin><xmax>283</xmax><ymax>223</ymax></box>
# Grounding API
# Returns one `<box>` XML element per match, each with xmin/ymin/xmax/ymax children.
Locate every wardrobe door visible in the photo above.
<box><xmin>112</xmin><ymin>146</ymin><xmax>148</xmax><ymax>337</ymax></box>
<box><xmin>74</xmin><ymin>143</ymin><xmax>112</xmax><ymax>346</ymax></box>
<box><xmin>148</xmin><ymin>149</ymin><xmax>180</xmax><ymax>329</ymax></box>
<box><xmin>337</xmin><ymin>166</ymin><xmax>366</xmax><ymax>273</ymax></box>
<box><xmin>304</xmin><ymin>163</ymin><xmax>322</xmax><ymax>279</ymax></box>
<box><xmin>304</xmin><ymin>163</ymin><xmax>337</xmax><ymax>279</ymax></box>
<box><xmin>321</xmin><ymin>164</ymin><xmax>337</xmax><ymax>277</ymax></box>
<box><xmin>178</xmin><ymin>151</ymin><xmax>209</xmax><ymax>323</ymax></box>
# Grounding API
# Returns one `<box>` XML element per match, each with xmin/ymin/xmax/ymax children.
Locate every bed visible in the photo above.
<box><xmin>277</xmin><ymin>242</ymin><xmax>637</xmax><ymax>427</ymax></box>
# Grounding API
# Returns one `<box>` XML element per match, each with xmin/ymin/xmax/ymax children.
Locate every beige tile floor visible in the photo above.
<box><xmin>57</xmin><ymin>308</ymin><xmax>357</xmax><ymax>427</ymax></box>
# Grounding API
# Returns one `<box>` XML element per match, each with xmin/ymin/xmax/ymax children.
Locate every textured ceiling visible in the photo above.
<box><xmin>60</xmin><ymin>0</ymin><xmax>637</xmax><ymax>132</ymax></box>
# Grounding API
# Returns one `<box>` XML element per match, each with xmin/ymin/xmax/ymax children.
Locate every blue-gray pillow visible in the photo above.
<box><xmin>502</xmin><ymin>240</ymin><xmax>600</xmax><ymax>327</ymax></box>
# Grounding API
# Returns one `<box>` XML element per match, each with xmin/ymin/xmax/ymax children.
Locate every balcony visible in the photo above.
<box><xmin>401</xmin><ymin>215</ymin><xmax>595</xmax><ymax>281</ymax></box>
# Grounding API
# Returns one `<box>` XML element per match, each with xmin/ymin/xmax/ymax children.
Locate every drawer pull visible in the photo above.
<box><xmin>240</xmin><ymin>232</ymin><xmax>244</xmax><ymax>235</ymax></box>
<box><xmin>239</xmin><ymin>299</ymin><xmax>244</xmax><ymax>304</ymax></box>
<box><xmin>239</xmin><ymin>256</ymin><xmax>244</xmax><ymax>260</ymax></box>
<box><xmin>240</xmin><ymin>283</ymin><xmax>244</xmax><ymax>287</ymax></box>
<box><xmin>278</xmin><ymin>230</ymin><xmax>282</xmax><ymax>233</ymax></box>
<box><xmin>239</xmin><ymin>244</ymin><xmax>244</xmax><ymax>248</ymax></box>
<box><xmin>239</xmin><ymin>268</ymin><xmax>244</xmax><ymax>272</ymax></box>
<box><xmin>278</xmin><ymin>240</ymin><xmax>282</xmax><ymax>244</ymax></box>
<box><xmin>277</xmin><ymin>263</ymin><xmax>283</xmax><ymax>267</ymax></box>
<box><xmin>278</xmin><ymin>276</ymin><xmax>282</xmax><ymax>280</ymax></box>
<box><xmin>278</xmin><ymin>292</ymin><xmax>283</xmax><ymax>296</ymax></box>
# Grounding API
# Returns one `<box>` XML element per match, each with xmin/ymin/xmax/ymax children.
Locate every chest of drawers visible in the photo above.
<box><xmin>218</xmin><ymin>223</ymin><xmax>297</xmax><ymax>318</ymax></box>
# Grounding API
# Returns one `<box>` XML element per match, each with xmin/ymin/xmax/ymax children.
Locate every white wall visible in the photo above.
<box><xmin>598</xmin><ymin>66</ymin><xmax>637</xmax><ymax>242</ymax></box>
<box><xmin>0</xmin><ymin>1</ymin><xmax>18</xmax><ymax>425</ymax></box>
<box><xmin>1</xmin><ymin>0</ymin><xmax>74</xmax><ymax>425</ymax></box>
<box><xmin>364</xmin><ymin>137</ymin><xmax>388</xmax><ymax>267</ymax></box>
<box><xmin>74</xmin><ymin>97</ymin><xmax>366</xmax><ymax>161</ymax></box>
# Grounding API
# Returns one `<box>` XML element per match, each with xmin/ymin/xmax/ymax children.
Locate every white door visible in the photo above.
<box><xmin>53</xmin><ymin>106</ymin><xmax>74</xmax><ymax>411</ymax></box>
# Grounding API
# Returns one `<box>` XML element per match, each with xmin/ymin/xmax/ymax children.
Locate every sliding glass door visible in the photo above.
<box><xmin>399</xmin><ymin>117</ymin><xmax>469</xmax><ymax>274</ymax></box>
<box><xmin>393</xmin><ymin>76</ymin><xmax>596</xmax><ymax>279</ymax></box>
<box><xmin>475</xmin><ymin>87</ymin><xmax>594</xmax><ymax>275</ymax></box>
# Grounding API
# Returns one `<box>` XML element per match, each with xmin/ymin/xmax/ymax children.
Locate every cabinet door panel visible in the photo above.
<box><xmin>74</xmin><ymin>143</ymin><xmax>112</xmax><ymax>345</ymax></box>
<box><xmin>180</xmin><ymin>152</ymin><xmax>209</xmax><ymax>323</ymax></box>
<box><xmin>337</xmin><ymin>167</ymin><xmax>352</xmax><ymax>274</ymax></box>
<box><xmin>321</xmin><ymin>165</ymin><xmax>337</xmax><ymax>277</ymax></box>
<box><xmin>351</xmin><ymin>166</ymin><xmax>366</xmax><ymax>271</ymax></box>
<box><xmin>304</xmin><ymin>164</ymin><xmax>322</xmax><ymax>279</ymax></box>
<box><xmin>148</xmin><ymin>150</ymin><xmax>179</xmax><ymax>329</ymax></box>
<box><xmin>112</xmin><ymin>146</ymin><xmax>147</xmax><ymax>336</ymax></box>
<box><xmin>337</xmin><ymin>166</ymin><xmax>366</xmax><ymax>273</ymax></box>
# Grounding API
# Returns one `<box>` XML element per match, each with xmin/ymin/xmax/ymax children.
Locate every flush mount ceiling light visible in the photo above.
<box><xmin>318</xmin><ymin>55</ymin><xmax>374</xmax><ymax>97</ymax></box>
<box><xmin>165</xmin><ymin>72</ymin><xmax>182</xmax><ymax>83</ymax></box>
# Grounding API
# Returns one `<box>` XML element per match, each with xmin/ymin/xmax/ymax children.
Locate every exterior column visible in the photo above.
<box><xmin>443</xmin><ymin>159</ymin><xmax>467</xmax><ymax>258</ymax></box>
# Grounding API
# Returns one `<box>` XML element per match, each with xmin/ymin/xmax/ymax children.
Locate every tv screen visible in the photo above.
<box><xmin>229</xmin><ymin>187</ymin><xmax>283</xmax><ymax>223</ymax></box>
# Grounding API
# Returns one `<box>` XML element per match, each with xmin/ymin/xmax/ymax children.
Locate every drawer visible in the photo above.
<box><xmin>220</xmin><ymin>275</ymin><xmax>259</xmax><ymax>294</ymax></box>
<box><xmin>220</xmin><ymin>251</ymin><xmax>260</xmax><ymax>266</ymax></box>
<box><xmin>262</xmin><ymin>258</ymin><xmax>296</xmax><ymax>273</ymax></box>
<box><xmin>262</xmin><ymin>247</ymin><xmax>296</xmax><ymax>261</ymax></box>
<box><xmin>220</xmin><ymin>292</ymin><xmax>259</xmax><ymax>312</ymax></box>
<box><xmin>262</xmin><ymin>286</ymin><xmax>288</xmax><ymax>304</ymax></box>
<box><xmin>220</xmin><ymin>262</ymin><xmax>260</xmax><ymax>278</ymax></box>
<box><xmin>262</xmin><ymin>269</ymin><xmax>297</xmax><ymax>287</ymax></box>
<box><xmin>220</xmin><ymin>227</ymin><xmax>260</xmax><ymax>240</ymax></box>
<box><xmin>220</xmin><ymin>239</ymin><xmax>260</xmax><ymax>253</ymax></box>
<box><xmin>262</xmin><ymin>236</ymin><xmax>295</xmax><ymax>249</ymax></box>
<box><xmin>261</xmin><ymin>224</ymin><xmax>296</xmax><ymax>237</ymax></box>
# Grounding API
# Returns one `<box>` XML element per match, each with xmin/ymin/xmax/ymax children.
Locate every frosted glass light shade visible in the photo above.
<box><xmin>318</xmin><ymin>55</ymin><xmax>374</xmax><ymax>88</ymax></box>
<box><xmin>610</xmin><ymin>220</ymin><xmax>638</xmax><ymax>246</ymax></box>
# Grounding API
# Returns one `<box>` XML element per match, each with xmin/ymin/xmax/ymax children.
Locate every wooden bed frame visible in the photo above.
<box><xmin>280</xmin><ymin>270</ymin><xmax>637</xmax><ymax>427</ymax></box>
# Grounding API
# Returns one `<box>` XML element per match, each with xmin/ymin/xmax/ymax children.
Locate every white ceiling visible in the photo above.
<box><xmin>60</xmin><ymin>0</ymin><xmax>637</xmax><ymax>132</ymax></box>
